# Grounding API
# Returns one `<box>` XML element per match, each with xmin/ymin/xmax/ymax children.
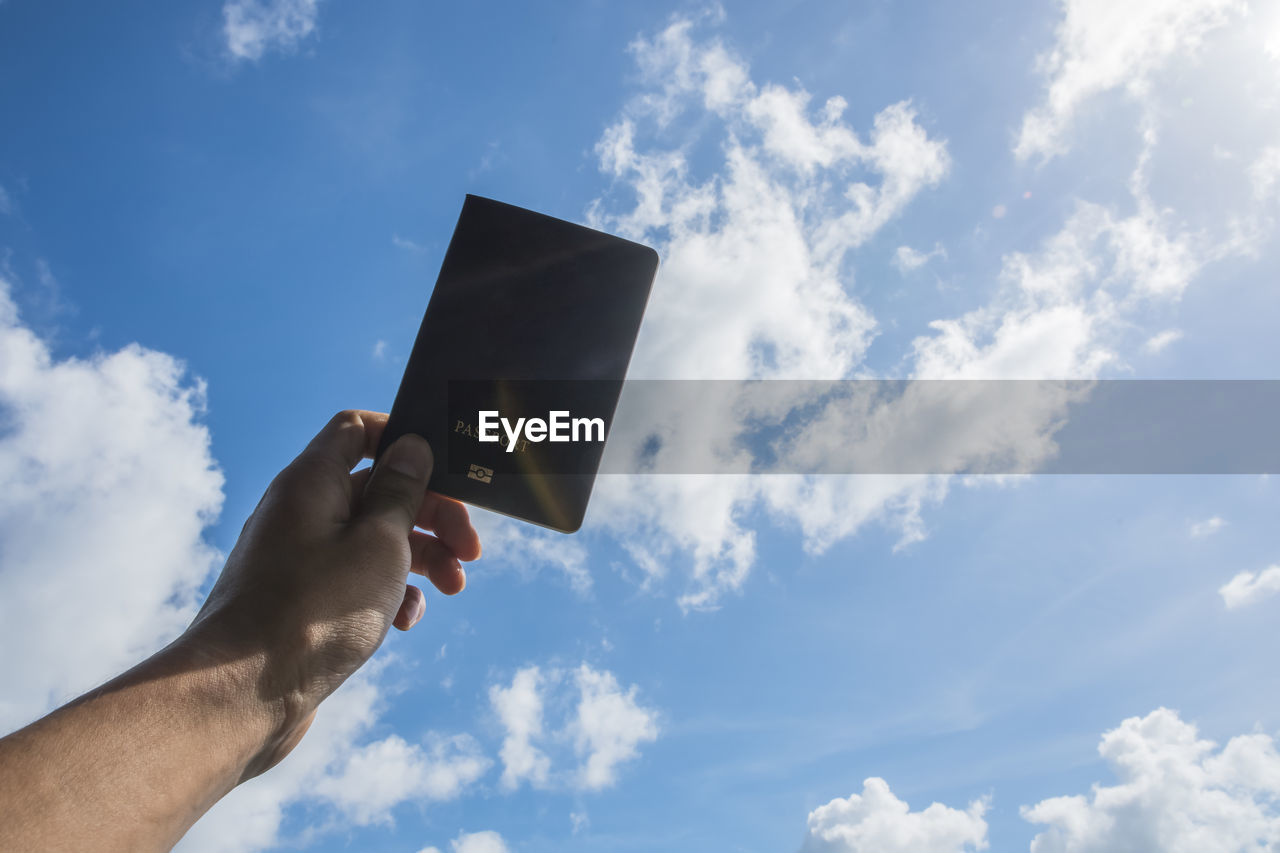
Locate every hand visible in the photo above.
<box><xmin>186</xmin><ymin>409</ymin><xmax>482</xmax><ymax>776</ymax></box>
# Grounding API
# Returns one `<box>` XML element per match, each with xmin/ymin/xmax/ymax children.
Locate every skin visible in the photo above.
<box><xmin>0</xmin><ymin>410</ymin><xmax>482</xmax><ymax>852</ymax></box>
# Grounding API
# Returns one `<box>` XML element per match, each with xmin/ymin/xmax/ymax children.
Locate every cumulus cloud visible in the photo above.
<box><xmin>570</xmin><ymin>664</ymin><xmax>660</xmax><ymax>790</ymax></box>
<box><xmin>1219</xmin><ymin>565</ymin><xmax>1280</xmax><ymax>609</ymax></box>
<box><xmin>311</xmin><ymin>733</ymin><xmax>490</xmax><ymax>826</ymax></box>
<box><xmin>491</xmin><ymin>666</ymin><xmax>552</xmax><ymax>790</ymax></box>
<box><xmin>432</xmin><ymin>830</ymin><xmax>512</xmax><ymax>853</ymax></box>
<box><xmin>181</xmin><ymin>664</ymin><xmax>490</xmax><ymax>850</ymax></box>
<box><xmin>0</xmin><ymin>277</ymin><xmax>225</xmax><ymax>733</ymax></box>
<box><xmin>911</xmin><ymin>192</ymin><xmax>1202</xmax><ymax>380</ymax></box>
<box><xmin>1022</xmin><ymin>707</ymin><xmax>1280</xmax><ymax>852</ymax></box>
<box><xmin>1015</xmin><ymin>0</ymin><xmax>1244</xmax><ymax>161</ymax></box>
<box><xmin>589</xmin><ymin>471</ymin><xmax>765</xmax><ymax>611</ymax></box>
<box><xmin>800</xmin><ymin>777</ymin><xmax>989</xmax><ymax>852</ymax></box>
<box><xmin>596</xmin><ymin>163</ymin><xmax>1213</xmax><ymax>607</ymax></box>
<box><xmin>472</xmin><ymin>512</ymin><xmax>592</xmax><ymax>594</ymax></box>
<box><xmin>1143</xmin><ymin>328</ymin><xmax>1183</xmax><ymax>354</ymax></box>
<box><xmin>584</xmin><ymin>14</ymin><xmax>953</xmax><ymax>608</ymax></box>
<box><xmin>586</xmin><ymin>8</ymin><xmax>1249</xmax><ymax>609</ymax></box>
<box><xmin>489</xmin><ymin>664</ymin><xmax>659</xmax><ymax>791</ymax></box>
<box><xmin>223</xmin><ymin>0</ymin><xmax>321</xmax><ymax>63</ymax></box>
<box><xmin>457</xmin><ymin>0</ymin><xmax>1280</xmax><ymax>620</ymax></box>
<box><xmin>591</xmin><ymin>17</ymin><xmax>948</xmax><ymax>381</ymax></box>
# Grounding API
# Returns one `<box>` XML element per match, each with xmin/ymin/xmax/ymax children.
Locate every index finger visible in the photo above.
<box><xmin>416</xmin><ymin>492</ymin><xmax>482</xmax><ymax>562</ymax></box>
<box><xmin>303</xmin><ymin>410</ymin><xmax>389</xmax><ymax>472</ymax></box>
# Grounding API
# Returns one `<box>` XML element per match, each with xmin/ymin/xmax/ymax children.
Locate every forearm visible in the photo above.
<box><xmin>0</xmin><ymin>636</ymin><xmax>282</xmax><ymax>852</ymax></box>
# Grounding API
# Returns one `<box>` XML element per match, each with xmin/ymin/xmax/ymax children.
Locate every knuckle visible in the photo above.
<box><xmin>262</xmin><ymin>463</ymin><xmax>307</xmax><ymax>505</ymax></box>
<box><xmin>358</xmin><ymin>507</ymin><xmax>413</xmax><ymax>542</ymax></box>
<box><xmin>332</xmin><ymin>409</ymin><xmax>365</xmax><ymax>430</ymax></box>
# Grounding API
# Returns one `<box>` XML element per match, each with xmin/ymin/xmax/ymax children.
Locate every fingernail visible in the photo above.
<box><xmin>410</xmin><ymin>594</ymin><xmax>426</xmax><ymax>628</ymax></box>
<box><xmin>386</xmin><ymin>434</ymin><xmax>432</xmax><ymax>480</ymax></box>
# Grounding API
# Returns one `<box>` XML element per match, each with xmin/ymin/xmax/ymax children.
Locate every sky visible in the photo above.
<box><xmin>2</xmin><ymin>0</ymin><xmax>1280</xmax><ymax>851</ymax></box>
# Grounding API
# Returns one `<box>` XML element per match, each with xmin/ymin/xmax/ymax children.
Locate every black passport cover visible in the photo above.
<box><xmin>375</xmin><ymin>195</ymin><xmax>659</xmax><ymax>532</ymax></box>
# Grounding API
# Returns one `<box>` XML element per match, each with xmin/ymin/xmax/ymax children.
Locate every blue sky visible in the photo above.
<box><xmin>3</xmin><ymin>1</ymin><xmax>1280</xmax><ymax>851</ymax></box>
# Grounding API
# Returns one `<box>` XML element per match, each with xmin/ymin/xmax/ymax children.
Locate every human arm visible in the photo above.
<box><xmin>0</xmin><ymin>410</ymin><xmax>481</xmax><ymax>852</ymax></box>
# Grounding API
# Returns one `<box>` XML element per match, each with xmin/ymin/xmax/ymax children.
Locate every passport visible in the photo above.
<box><xmin>375</xmin><ymin>195</ymin><xmax>659</xmax><ymax>532</ymax></box>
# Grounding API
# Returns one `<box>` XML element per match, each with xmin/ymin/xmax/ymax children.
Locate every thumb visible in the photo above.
<box><xmin>360</xmin><ymin>433</ymin><xmax>434</xmax><ymax>531</ymax></box>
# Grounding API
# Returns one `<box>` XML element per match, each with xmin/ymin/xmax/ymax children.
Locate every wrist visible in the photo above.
<box><xmin>161</xmin><ymin>627</ymin><xmax>304</xmax><ymax>781</ymax></box>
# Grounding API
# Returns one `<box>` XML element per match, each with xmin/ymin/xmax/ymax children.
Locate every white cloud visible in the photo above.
<box><xmin>592</xmin><ymin>87</ymin><xmax>1235</xmax><ymax>607</ymax></box>
<box><xmin>451</xmin><ymin>831</ymin><xmax>512</xmax><ymax>853</ymax></box>
<box><xmin>1015</xmin><ymin>0</ymin><xmax>1244</xmax><ymax>161</ymax></box>
<box><xmin>311</xmin><ymin>732</ymin><xmax>490</xmax><ymax>826</ymax></box>
<box><xmin>895</xmin><ymin>245</ymin><xmax>931</xmax><ymax>271</ymax></box>
<box><xmin>570</xmin><ymin>664</ymin><xmax>660</xmax><ymax>790</ymax></box>
<box><xmin>592</xmin><ymin>17</ymin><xmax>948</xmax><ymax>381</ymax></box>
<box><xmin>586</xmin><ymin>12</ymin><xmax>1231</xmax><ymax>609</ymax></box>
<box><xmin>472</xmin><ymin>511</ymin><xmax>592</xmax><ymax>594</ymax></box>
<box><xmin>584</xmin><ymin>15</ymin><xmax>953</xmax><ymax>608</ymax></box>
<box><xmin>588</xmin><ymin>472</ymin><xmax>764</xmax><ymax>612</ymax></box>
<box><xmin>1189</xmin><ymin>515</ymin><xmax>1226</xmax><ymax>537</ymax></box>
<box><xmin>0</xmin><ymin>278</ymin><xmax>224</xmax><ymax>733</ymax></box>
<box><xmin>1143</xmin><ymin>328</ymin><xmax>1183</xmax><ymax>354</ymax></box>
<box><xmin>894</xmin><ymin>243</ymin><xmax>946</xmax><ymax>274</ymax></box>
<box><xmin>181</xmin><ymin>663</ymin><xmax>490</xmax><ymax>850</ymax></box>
<box><xmin>1022</xmin><ymin>707</ymin><xmax>1280</xmax><ymax>852</ymax></box>
<box><xmin>637</xmin><ymin>169</ymin><xmax>1212</xmax><ymax>607</ymax></box>
<box><xmin>1219</xmin><ymin>565</ymin><xmax>1280</xmax><ymax>609</ymax></box>
<box><xmin>372</xmin><ymin>339</ymin><xmax>388</xmax><ymax>360</ymax></box>
<box><xmin>911</xmin><ymin>194</ymin><xmax>1202</xmax><ymax>380</ymax></box>
<box><xmin>590</xmin><ymin>0</ymin><xmax>1266</xmax><ymax>612</ymax></box>
<box><xmin>811</xmin><ymin>100</ymin><xmax>951</xmax><ymax>257</ymax></box>
<box><xmin>488</xmin><ymin>664</ymin><xmax>659</xmax><ymax>792</ymax></box>
<box><xmin>490</xmin><ymin>666</ymin><xmax>552</xmax><ymax>790</ymax></box>
<box><xmin>800</xmin><ymin>777</ymin><xmax>989</xmax><ymax>852</ymax></box>
<box><xmin>222</xmin><ymin>0</ymin><xmax>321</xmax><ymax>63</ymax></box>
<box><xmin>415</xmin><ymin>831</ymin><xmax>515</xmax><ymax>853</ymax></box>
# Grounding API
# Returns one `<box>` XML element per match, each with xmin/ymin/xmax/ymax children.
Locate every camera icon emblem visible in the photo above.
<box><xmin>467</xmin><ymin>464</ymin><xmax>494</xmax><ymax>484</ymax></box>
